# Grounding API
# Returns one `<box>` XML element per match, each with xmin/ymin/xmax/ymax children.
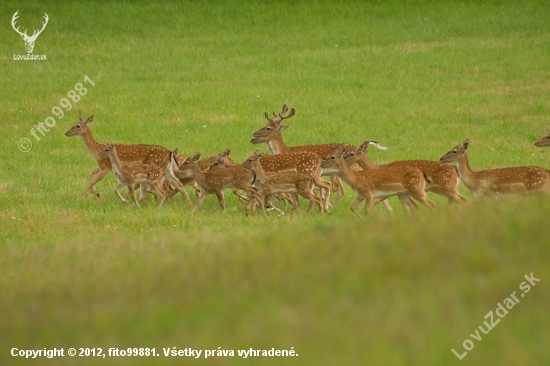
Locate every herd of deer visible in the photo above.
<box><xmin>65</xmin><ymin>105</ymin><xmax>550</xmax><ymax>217</ymax></box>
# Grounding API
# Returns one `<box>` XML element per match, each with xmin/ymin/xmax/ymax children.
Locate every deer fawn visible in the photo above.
<box><xmin>322</xmin><ymin>146</ymin><xmax>435</xmax><ymax>217</ymax></box>
<box><xmin>176</xmin><ymin>153</ymin><xmax>264</xmax><ymax>214</ymax></box>
<box><xmin>65</xmin><ymin>115</ymin><xmax>170</xmax><ymax>198</ymax></box>
<box><xmin>242</xmin><ymin>150</ymin><xmax>332</xmax><ymax>211</ymax></box>
<box><xmin>250</xmin><ymin>103</ymin><xmax>351</xmax><ymax>204</ymax></box>
<box><xmin>98</xmin><ymin>143</ymin><xmax>166</xmax><ymax>207</ymax></box>
<box><xmin>242</xmin><ymin>151</ymin><xmax>323</xmax><ymax>214</ymax></box>
<box><xmin>440</xmin><ymin>139</ymin><xmax>550</xmax><ymax>197</ymax></box>
<box><xmin>346</xmin><ymin>141</ymin><xmax>467</xmax><ymax>205</ymax></box>
<box><xmin>163</xmin><ymin>149</ymin><xmax>193</xmax><ymax>204</ymax></box>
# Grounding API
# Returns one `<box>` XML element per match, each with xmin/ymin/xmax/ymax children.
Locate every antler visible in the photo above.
<box><xmin>11</xmin><ymin>11</ymin><xmax>27</xmax><ymax>38</ymax></box>
<box><xmin>29</xmin><ymin>13</ymin><xmax>49</xmax><ymax>40</ymax></box>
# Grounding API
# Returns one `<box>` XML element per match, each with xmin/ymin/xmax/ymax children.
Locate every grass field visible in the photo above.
<box><xmin>2</xmin><ymin>0</ymin><xmax>550</xmax><ymax>365</ymax></box>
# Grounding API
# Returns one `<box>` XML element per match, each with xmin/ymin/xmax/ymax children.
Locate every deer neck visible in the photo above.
<box><xmin>81</xmin><ymin>129</ymin><xmax>104</xmax><ymax>160</ymax></box>
<box><xmin>335</xmin><ymin>159</ymin><xmax>357</xmax><ymax>188</ymax></box>
<box><xmin>252</xmin><ymin>161</ymin><xmax>268</xmax><ymax>185</ymax></box>
<box><xmin>267</xmin><ymin>132</ymin><xmax>289</xmax><ymax>154</ymax></box>
<box><xmin>106</xmin><ymin>152</ymin><xmax>124</xmax><ymax>179</ymax></box>
<box><xmin>456</xmin><ymin>152</ymin><xmax>478</xmax><ymax>191</ymax></box>
<box><xmin>358</xmin><ymin>153</ymin><xmax>378</xmax><ymax>169</ymax></box>
<box><xmin>190</xmin><ymin>164</ymin><xmax>209</xmax><ymax>188</ymax></box>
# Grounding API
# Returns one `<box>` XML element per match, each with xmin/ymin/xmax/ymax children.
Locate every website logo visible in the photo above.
<box><xmin>12</xmin><ymin>10</ymin><xmax>48</xmax><ymax>61</ymax></box>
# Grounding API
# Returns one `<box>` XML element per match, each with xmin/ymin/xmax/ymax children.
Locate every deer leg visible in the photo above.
<box><xmin>113</xmin><ymin>183</ymin><xmax>130</xmax><ymax>203</ymax></box>
<box><xmin>80</xmin><ymin>169</ymin><xmax>111</xmax><ymax>198</ymax></box>
<box><xmin>167</xmin><ymin>176</ymin><xmax>192</xmax><ymax>204</ymax></box>
<box><xmin>289</xmin><ymin>192</ymin><xmax>300</xmax><ymax>212</ymax></box>
<box><xmin>410</xmin><ymin>191</ymin><xmax>436</xmax><ymax>211</ymax></box>
<box><xmin>149</xmin><ymin>181</ymin><xmax>166</xmax><ymax>208</ymax></box>
<box><xmin>214</xmin><ymin>191</ymin><xmax>226</xmax><ymax>213</ymax></box>
<box><xmin>265</xmin><ymin>194</ymin><xmax>285</xmax><ymax>215</ymax></box>
<box><xmin>191</xmin><ymin>192</ymin><xmax>210</xmax><ymax>213</ymax></box>
<box><xmin>331</xmin><ymin>176</ymin><xmax>345</xmax><ymax>205</ymax></box>
<box><xmin>137</xmin><ymin>183</ymin><xmax>149</xmax><ymax>202</ymax></box>
<box><xmin>128</xmin><ymin>184</ymin><xmax>139</xmax><ymax>206</ymax></box>
<box><xmin>350</xmin><ymin>197</ymin><xmax>365</xmax><ymax>218</ymax></box>
<box><xmin>373</xmin><ymin>198</ymin><xmax>394</xmax><ymax>212</ymax></box>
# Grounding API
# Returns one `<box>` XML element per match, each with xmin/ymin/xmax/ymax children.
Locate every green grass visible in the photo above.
<box><xmin>2</xmin><ymin>0</ymin><xmax>550</xmax><ymax>365</ymax></box>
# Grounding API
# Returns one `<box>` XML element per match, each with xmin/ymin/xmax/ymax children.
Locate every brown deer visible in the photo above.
<box><xmin>321</xmin><ymin>146</ymin><xmax>435</xmax><ymax>217</ymax></box>
<box><xmin>65</xmin><ymin>115</ymin><xmax>170</xmax><ymax>198</ymax></box>
<box><xmin>176</xmin><ymin>153</ymin><xmax>264</xmax><ymax>214</ymax></box>
<box><xmin>346</xmin><ymin>141</ymin><xmax>467</xmax><ymax>205</ymax></box>
<box><xmin>242</xmin><ymin>151</ymin><xmax>323</xmax><ymax>214</ymax></box>
<box><xmin>98</xmin><ymin>143</ymin><xmax>166</xmax><ymax>207</ymax></box>
<box><xmin>242</xmin><ymin>150</ymin><xmax>332</xmax><ymax>211</ymax></box>
<box><xmin>534</xmin><ymin>130</ymin><xmax>550</xmax><ymax>147</ymax></box>
<box><xmin>440</xmin><ymin>139</ymin><xmax>550</xmax><ymax>197</ymax></box>
<box><xmin>163</xmin><ymin>149</ymin><xmax>193</xmax><ymax>204</ymax></box>
<box><xmin>250</xmin><ymin>103</ymin><xmax>350</xmax><ymax>204</ymax></box>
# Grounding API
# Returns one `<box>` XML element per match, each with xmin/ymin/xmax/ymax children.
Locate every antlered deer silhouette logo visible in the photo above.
<box><xmin>11</xmin><ymin>11</ymin><xmax>49</xmax><ymax>54</ymax></box>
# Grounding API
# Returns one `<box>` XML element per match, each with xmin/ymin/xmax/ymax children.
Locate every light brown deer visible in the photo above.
<box><xmin>98</xmin><ymin>143</ymin><xmax>166</xmax><ymax>207</ymax></box>
<box><xmin>243</xmin><ymin>150</ymin><xmax>332</xmax><ymax>211</ymax></box>
<box><xmin>346</xmin><ymin>141</ymin><xmax>467</xmax><ymax>205</ymax></box>
<box><xmin>176</xmin><ymin>153</ymin><xmax>264</xmax><ymax>214</ymax></box>
<box><xmin>321</xmin><ymin>146</ymin><xmax>435</xmax><ymax>217</ymax></box>
<box><xmin>440</xmin><ymin>139</ymin><xmax>550</xmax><ymax>197</ymax></box>
<box><xmin>163</xmin><ymin>149</ymin><xmax>193</xmax><ymax>204</ymax></box>
<box><xmin>534</xmin><ymin>130</ymin><xmax>550</xmax><ymax>147</ymax></box>
<box><xmin>250</xmin><ymin>103</ymin><xmax>350</xmax><ymax>204</ymax></box>
<box><xmin>242</xmin><ymin>151</ymin><xmax>323</xmax><ymax>214</ymax></box>
<box><xmin>65</xmin><ymin>115</ymin><xmax>170</xmax><ymax>198</ymax></box>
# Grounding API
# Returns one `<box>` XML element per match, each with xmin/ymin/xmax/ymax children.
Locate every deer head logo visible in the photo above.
<box><xmin>11</xmin><ymin>11</ymin><xmax>49</xmax><ymax>54</ymax></box>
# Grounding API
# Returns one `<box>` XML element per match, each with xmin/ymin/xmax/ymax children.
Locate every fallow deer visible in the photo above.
<box><xmin>65</xmin><ymin>115</ymin><xmax>170</xmax><ymax>198</ymax></box>
<box><xmin>346</xmin><ymin>141</ymin><xmax>467</xmax><ymax>205</ymax></box>
<box><xmin>98</xmin><ymin>143</ymin><xmax>166</xmax><ymax>207</ymax></box>
<box><xmin>440</xmin><ymin>139</ymin><xmax>550</xmax><ymax>197</ymax></box>
<box><xmin>242</xmin><ymin>151</ymin><xmax>323</xmax><ymax>214</ymax></box>
<box><xmin>250</xmin><ymin>103</ymin><xmax>350</xmax><ymax>204</ymax></box>
<box><xmin>176</xmin><ymin>153</ymin><xmax>264</xmax><ymax>214</ymax></box>
<box><xmin>322</xmin><ymin>146</ymin><xmax>435</xmax><ymax>217</ymax></box>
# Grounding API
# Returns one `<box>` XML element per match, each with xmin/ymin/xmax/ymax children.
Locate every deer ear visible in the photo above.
<box><xmin>79</xmin><ymin>117</ymin><xmax>85</xmax><ymax>123</ymax></box>
<box><xmin>173</xmin><ymin>148</ymin><xmax>179</xmax><ymax>155</ymax></box>
<box><xmin>358</xmin><ymin>141</ymin><xmax>369</xmax><ymax>151</ymax></box>
<box><xmin>276</xmin><ymin>125</ymin><xmax>289</xmax><ymax>132</ymax></box>
<box><xmin>86</xmin><ymin>115</ymin><xmax>95</xmax><ymax>124</ymax></box>
<box><xmin>463</xmin><ymin>139</ymin><xmax>470</xmax><ymax>149</ymax></box>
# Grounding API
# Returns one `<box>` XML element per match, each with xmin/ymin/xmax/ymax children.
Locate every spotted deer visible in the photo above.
<box><xmin>242</xmin><ymin>151</ymin><xmax>323</xmax><ymax>214</ymax></box>
<box><xmin>242</xmin><ymin>150</ymin><xmax>332</xmax><ymax>211</ymax></box>
<box><xmin>440</xmin><ymin>139</ymin><xmax>550</xmax><ymax>197</ymax></box>
<box><xmin>322</xmin><ymin>146</ymin><xmax>435</xmax><ymax>217</ymax></box>
<box><xmin>65</xmin><ymin>115</ymin><xmax>170</xmax><ymax>198</ymax></box>
<box><xmin>345</xmin><ymin>141</ymin><xmax>467</xmax><ymax>205</ymax></box>
<box><xmin>98</xmin><ymin>143</ymin><xmax>166</xmax><ymax>207</ymax></box>
<box><xmin>176</xmin><ymin>153</ymin><xmax>264</xmax><ymax>214</ymax></box>
<box><xmin>250</xmin><ymin>103</ymin><xmax>351</xmax><ymax>204</ymax></box>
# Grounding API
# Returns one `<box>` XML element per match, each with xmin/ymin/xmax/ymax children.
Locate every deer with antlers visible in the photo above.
<box><xmin>98</xmin><ymin>143</ymin><xmax>166</xmax><ymax>207</ymax></box>
<box><xmin>11</xmin><ymin>11</ymin><xmax>48</xmax><ymax>54</ymax></box>
<box><xmin>242</xmin><ymin>151</ymin><xmax>323</xmax><ymax>214</ymax></box>
<box><xmin>176</xmin><ymin>153</ymin><xmax>264</xmax><ymax>214</ymax></box>
<box><xmin>321</xmin><ymin>146</ymin><xmax>435</xmax><ymax>217</ymax></box>
<box><xmin>65</xmin><ymin>115</ymin><xmax>171</xmax><ymax>198</ymax></box>
<box><xmin>440</xmin><ymin>139</ymin><xmax>550</xmax><ymax>197</ymax></box>
<box><xmin>251</xmin><ymin>104</ymin><xmax>352</xmax><ymax>204</ymax></box>
<box><xmin>345</xmin><ymin>141</ymin><xmax>467</xmax><ymax>205</ymax></box>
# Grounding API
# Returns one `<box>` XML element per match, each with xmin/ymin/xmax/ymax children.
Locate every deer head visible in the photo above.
<box><xmin>11</xmin><ymin>11</ymin><xmax>49</xmax><ymax>54</ymax></box>
<box><xmin>65</xmin><ymin>115</ymin><xmax>95</xmax><ymax>137</ymax></box>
